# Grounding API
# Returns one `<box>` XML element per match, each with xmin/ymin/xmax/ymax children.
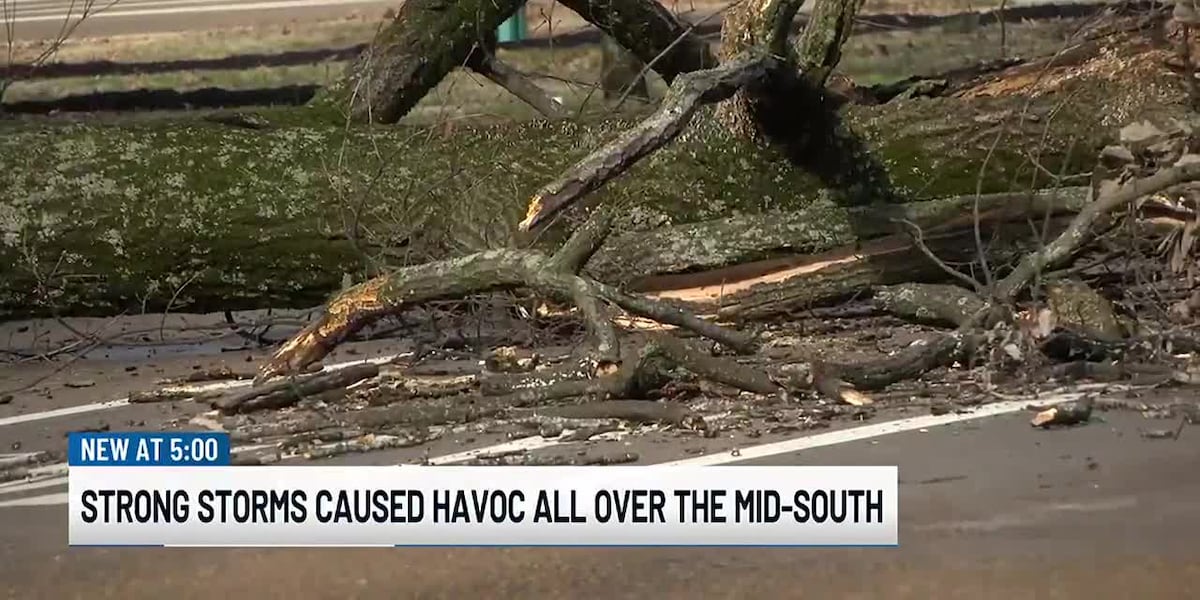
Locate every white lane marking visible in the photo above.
<box><xmin>0</xmin><ymin>432</ymin><xmax>628</xmax><ymax>506</ymax></box>
<box><xmin>0</xmin><ymin>352</ymin><xmax>408</xmax><ymax>428</ymax></box>
<box><xmin>0</xmin><ymin>476</ymin><xmax>68</xmax><ymax>497</ymax></box>
<box><xmin>658</xmin><ymin>390</ymin><xmax>1098</xmax><ymax>467</ymax></box>
<box><xmin>0</xmin><ymin>492</ymin><xmax>68</xmax><ymax>508</ymax></box>
<box><xmin>419</xmin><ymin>431</ymin><xmax>627</xmax><ymax>466</ymax></box>
<box><xmin>0</xmin><ymin>399</ymin><xmax>133</xmax><ymax>428</ymax></box>
<box><xmin>10</xmin><ymin>0</ymin><xmax>241</xmax><ymax>18</ymax></box>
<box><xmin>0</xmin><ymin>441</ymin><xmax>280</xmax><ymax>492</ymax></box>
<box><xmin>0</xmin><ymin>387</ymin><xmax>1106</xmax><ymax>508</ymax></box>
<box><xmin>6</xmin><ymin>0</ymin><xmax>391</xmax><ymax>24</ymax></box>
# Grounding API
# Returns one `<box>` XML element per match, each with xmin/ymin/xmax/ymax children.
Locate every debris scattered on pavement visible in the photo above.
<box><xmin>63</xmin><ymin>379</ymin><xmax>95</xmax><ymax>389</ymax></box>
<box><xmin>72</xmin><ymin>423</ymin><xmax>111</xmax><ymax>433</ymax></box>
<box><xmin>467</xmin><ymin>450</ymin><xmax>639</xmax><ymax>466</ymax></box>
<box><xmin>128</xmin><ymin>389</ymin><xmax>197</xmax><ymax>404</ymax></box>
<box><xmin>484</xmin><ymin>346</ymin><xmax>540</xmax><ymax>373</ymax></box>
<box><xmin>530</xmin><ymin>400</ymin><xmax>702</xmax><ymax>428</ymax></box>
<box><xmin>212</xmin><ymin>363</ymin><xmax>380</xmax><ymax>414</ymax></box>
<box><xmin>0</xmin><ymin>394</ymin><xmax>11</xmax><ymax>405</ymax></box>
<box><xmin>159</xmin><ymin>365</ymin><xmax>253</xmax><ymax>384</ymax></box>
<box><xmin>1140</xmin><ymin>428</ymin><xmax>1179</xmax><ymax>439</ymax></box>
<box><xmin>1140</xmin><ymin>417</ymin><xmax>1187</xmax><ymax>440</ymax></box>
<box><xmin>1031</xmin><ymin>397</ymin><xmax>1095</xmax><ymax>428</ymax></box>
<box><xmin>561</xmin><ymin>423</ymin><xmax>622</xmax><ymax>442</ymax></box>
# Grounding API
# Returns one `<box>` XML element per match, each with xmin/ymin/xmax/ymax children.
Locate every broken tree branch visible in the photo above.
<box><xmin>257</xmin><ymin>247</ymin><xmax>753</xmax><ymax>382</ymax></box>
<box><xmin>519</xmin><ymin>50</ymin><xmax>775</xmax><ymax>232</ymax></box>
<box><xmin>216</xmin><ymin>363</ymin><xmax>379</xmax><ymax>414</ymax></box>
<box><xmin>996</xmin><ymin>162</ymin><xmax>1200</xmax><ymax>299</ymax></box>
<box><xmin>646</xmin><ymin>334</ymin><xmax>780</xmax><ymax>395</ymax></box>
<box><xmin>467</xmin><ymin>50</ymin><xmax>569</xmax><ymax>120</ymax></box>
<box><xmin>873</xmin><ymin>283</ymin><xmax>990</xmax><ymax>328</ymax></box>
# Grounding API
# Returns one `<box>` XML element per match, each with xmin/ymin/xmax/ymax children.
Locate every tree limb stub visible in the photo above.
<box><xmin>519</xmin><ymin>50</ymin><xmax>775</xmax><ymax>232</ymax></box>
<box><xmin>718</xmin><ymin>0</ymin><xmax>903</xmax><ymax>208</ymax></box>
<box><xmin>719</xmin><ymin>0</ymin><xmax>808</xmax><ymax>59</ymax></box>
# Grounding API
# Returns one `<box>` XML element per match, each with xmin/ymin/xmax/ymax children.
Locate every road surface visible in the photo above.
<box><xmin>1</xmin><ymin>0</ymin><xmax>397</xmax><ymax>41</ymax></box>
<box><xmin>2</xmin><ymin>0</ymin><xmax>1116</xmax><ymax>44</ymax></box>
<box><xmin>0</xmin><ymin>316</ymin><xmax>1197</xmax><ymax>598</ymax></box>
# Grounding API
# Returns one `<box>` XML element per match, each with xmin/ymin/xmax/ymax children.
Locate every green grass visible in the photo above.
<box><xmin>838</xmin><ymin>19</ymin><xmax>1081</xmax><ymax>84</ymax></box>
<box><xmin>3</xmin><ymin>18</ymin><xmax>1085</xmax><ymax>120</ymax></box>
<box><xmin>4</xmin><ymin>0</ymin><xmax>1009</xmax><ymax>66</ymax></box>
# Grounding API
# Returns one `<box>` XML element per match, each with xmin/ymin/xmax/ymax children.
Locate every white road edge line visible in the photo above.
<box><xmin>0</xmin><ymin>432</ymin><xmax>603</xmax><ymax>498</ymax></box>
<box><xmin>0</xmin><ymin>352</ymin><xmax>408</xmax><ymax>428</ymax></box>
<box><xmin>0</xmin><ymin>433</ymin><xmax>629</xmax><ymax>506</ymax></box>
<box><xmin>7</xmin><ymin>0</ymin><xmax>392</xmax><ymax>24</ymax></box>
<box><xmin>0</xmin><ymin>387</ymin><xmax>1106</xmax><ymax>508</ymax></box>
<box><xmin>11</xmin><ymin>0</ymin><xmax>336</xmax><ymax>18</ymax></box>
<box><xmin>0</xmin><ymin>476</ymin><xmax>69</xmax><ymax>497</ymax></box>
<box><xmin>658</xmin><ymin>390</ymin><xmax>1097</xmax><ymax>467</ymax></box>
<box><xmin>0</xmin><ymin>442</ymin><xmax>284</xmax><ymax>495</ymax></box>
<box><xmin>0</xmin><ymin>493</ymin><xmax>68</xmax><ymax>507</ymax></box>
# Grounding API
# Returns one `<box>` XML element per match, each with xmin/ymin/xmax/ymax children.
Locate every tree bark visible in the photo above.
<box><xmin>319</xmin><ymin>0</ymin><xmax>524</xmax><ymax>124</ymax></box>
<box><xmin>0</xmin><ymin>73</ymin><xmax>1181</xmax><ymax>320</ymax></box>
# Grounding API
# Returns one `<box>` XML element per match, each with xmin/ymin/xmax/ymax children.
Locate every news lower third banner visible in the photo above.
<box><xmin>67</xmin><ymin>432</ymin><xmax>899</xmax><ymax>547</ymax></box>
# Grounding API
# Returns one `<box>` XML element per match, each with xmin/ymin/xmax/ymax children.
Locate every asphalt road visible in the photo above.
<box><xmin>1</xmin><ymin>0</ymin><xmax>398</xmax><ymax>41</ymax></box>
<box><xmin>0</xmin><ymin>315</ymin><xmax>1197</xmax><ymax>598</ymax></box>
<box><xmin>2</xmin><ymin>0</ymin><xmax>1115</xmax><ymax>44</ymax></box>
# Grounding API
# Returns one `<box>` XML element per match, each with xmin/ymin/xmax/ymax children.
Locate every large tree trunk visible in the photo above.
<box><xmin>0</xmin><ymin>8</ymin><xmax>1185</xmax><ymax>320</ymax></box>
<box><xmin>0</xmin><ymin>55</ymin><xmax>1183</xmax><ymax>320</ymax></box>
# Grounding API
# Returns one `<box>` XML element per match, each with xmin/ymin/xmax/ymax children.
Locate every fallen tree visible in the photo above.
<box><xmin>9</xmin><ymin>0</ymin><xmax>1181</xmax><ymax>450</ymax></box>
<box><xmin>2</xmin><ymin>0</ymin><xmax>1195</xmax><ymax>415</ymax></box>
<box><xmin>0</xmin><ymin>17</ymin><xmax>1186</xmax><ymax>319</ymax></box>
<box><xmin>235</xmin><ymin>0</ymin><xmax>1198</xmax><ymax>405</ymax></box>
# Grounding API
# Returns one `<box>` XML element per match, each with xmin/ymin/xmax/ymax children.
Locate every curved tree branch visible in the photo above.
<box><xmin>519</xmin><ymin>50</ymin><xmax>776</xmax><ymax>232</ymax></box>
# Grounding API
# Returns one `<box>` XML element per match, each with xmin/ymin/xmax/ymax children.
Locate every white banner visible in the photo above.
<box><xmin>68</xmin><ymin>466</ymin><xmax>898</xmax><ymax>547</ymax></box>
